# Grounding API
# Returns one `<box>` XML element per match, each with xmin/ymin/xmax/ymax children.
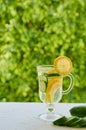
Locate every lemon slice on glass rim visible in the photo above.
<box><xmin>54</xmin><ymin>56</ymin><xmax>73</xmax><ymax>75</ymax></box>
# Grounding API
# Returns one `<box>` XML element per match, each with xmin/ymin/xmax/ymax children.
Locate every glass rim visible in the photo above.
<box><xmin>37</xmin><ymin>65</ymin><xmax>54</xmax><ymax>68</ymax></box>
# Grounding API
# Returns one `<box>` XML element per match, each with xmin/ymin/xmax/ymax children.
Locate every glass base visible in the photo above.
<box><xmin>39</xmin><ymin>113</ymin><xmax>61</xmax><ymax>121</ymax></box>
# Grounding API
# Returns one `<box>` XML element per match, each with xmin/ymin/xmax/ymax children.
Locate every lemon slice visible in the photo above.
<box><xmin>47</xmin><ymin>69</ymin><xmax>60</xmax><ymax>77</ymax></box>
<box><xmin>48</xmin><ymin>69</ymin><xmax>58</xmax><ymax>74</ymax></box>
<box><xmin>54</xmin><ymin>56</ymin><xmax>73</xmax><ymax>75</ymax></box>
<box><xmin>45</xmin><ymin>77</ymin><xmax>62</xmax><ymax>103</ymax></box>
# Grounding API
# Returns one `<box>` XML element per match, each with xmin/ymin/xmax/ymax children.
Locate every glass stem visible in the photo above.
<box><xmin>46</xmin><ymin>104</ymin><xmax>55</xmax><ymax>117</ymax></box>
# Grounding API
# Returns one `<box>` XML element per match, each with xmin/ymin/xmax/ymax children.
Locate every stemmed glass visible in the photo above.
<box><xmin>37</xmin><ymin>65</ymin><xmax>74</xmax><ymax>121</ymax></box>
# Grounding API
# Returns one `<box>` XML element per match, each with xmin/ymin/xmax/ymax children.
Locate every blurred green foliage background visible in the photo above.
<box><xmin>0</xmin><ymin>0</ymin><xmax>86</xmax><ymax>102</ymax></box>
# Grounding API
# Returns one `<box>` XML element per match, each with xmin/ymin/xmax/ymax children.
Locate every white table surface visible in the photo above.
<box><xmin>0</xmin><ymin>102</ymin><xmax>86</xmax><ymax>130</ymax></box>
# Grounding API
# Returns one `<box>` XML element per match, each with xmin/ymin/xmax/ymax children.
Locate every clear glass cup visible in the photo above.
<box><xmin>37</xmin><ymin>65</ymin><xmax>74</xmax><ymax>121</ymax></box>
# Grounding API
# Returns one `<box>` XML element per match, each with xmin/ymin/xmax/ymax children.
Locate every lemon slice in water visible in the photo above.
<box><xmin>45</xmin><ymin>77</ymin><xmax>62</xmax><ymax>103</ymax></box>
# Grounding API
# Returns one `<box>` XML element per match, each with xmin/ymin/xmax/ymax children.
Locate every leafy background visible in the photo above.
<box><xmin>0</xmin><ymin>0</ymin><xmax>86</xmax><ymax>102</ymax></box>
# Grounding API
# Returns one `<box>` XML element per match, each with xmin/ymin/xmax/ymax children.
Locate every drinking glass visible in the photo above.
<box><xmin>37</xmin><ymin>65</ymin><xmax>74</xmax><ymax>121</ymax></box>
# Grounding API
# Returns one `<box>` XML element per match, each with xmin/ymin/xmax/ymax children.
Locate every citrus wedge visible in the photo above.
<box><xmin>54</xmin><ymin>56</ymin><xmax>73</xmax><ymax>75</ymax></box>
<box><xmin>45</xmin><ymin>77</ymin><xmax>62</xmax><ymax>103</ymax></box>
